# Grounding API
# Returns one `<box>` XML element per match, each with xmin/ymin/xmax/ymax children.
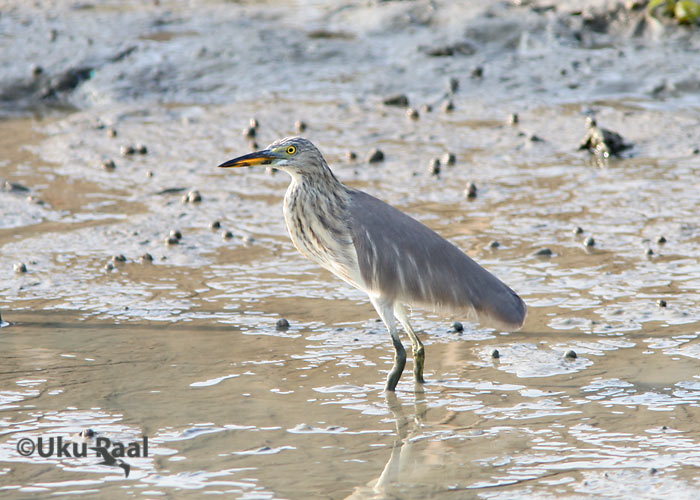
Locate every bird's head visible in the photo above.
<box><xmin>218</xmin><ymin>137</ymin><xmax>330</xmax><ymax>180</ymax></box>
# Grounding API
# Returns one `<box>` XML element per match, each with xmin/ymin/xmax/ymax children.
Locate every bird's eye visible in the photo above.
<box><xmin>286</xmin><ymin>145</ymin><xmax>297</xmax><ymax>155</ymax></box>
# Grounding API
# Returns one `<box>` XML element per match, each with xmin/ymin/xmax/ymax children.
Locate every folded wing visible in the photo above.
<box><xmin>348</xmin><ymin>190</ymin><xmax>526</xmax><ymax>330</ymax></box>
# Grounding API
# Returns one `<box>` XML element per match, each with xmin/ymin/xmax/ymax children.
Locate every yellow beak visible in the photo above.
<box><xmin>218</xmin><ymin>150</ymin><xmax>276</xmax><ymax>168</ymax></box>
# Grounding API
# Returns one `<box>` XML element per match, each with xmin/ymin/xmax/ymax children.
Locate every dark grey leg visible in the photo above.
<box><xmin>370</xmin><ymin>297</ymin><xmax>406</xmax><ymax>391</ymax></box>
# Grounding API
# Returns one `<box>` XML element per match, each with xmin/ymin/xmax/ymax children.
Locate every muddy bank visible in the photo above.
<box><xmin>2</xmin><ymin>0</ymin><xmax>700</xmax><ymax>116</ymax></box>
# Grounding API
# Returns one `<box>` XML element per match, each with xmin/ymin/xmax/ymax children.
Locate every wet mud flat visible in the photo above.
<box><xmin>2</xmin><ymin>0</ymin><xmax>700</xmax><ymax>498</ymax></box>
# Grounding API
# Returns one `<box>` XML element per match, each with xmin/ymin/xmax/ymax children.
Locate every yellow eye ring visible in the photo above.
<box><xmin>286</xmin><ymin>145</ymin><xmax>297</xmax><ymax>155</ymax></box>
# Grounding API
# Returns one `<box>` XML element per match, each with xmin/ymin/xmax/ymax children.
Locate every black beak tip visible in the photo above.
<box><xmin>217</xmin><ymin>159</ymin><xmax>235</xmax><ymax>168</ymax></box>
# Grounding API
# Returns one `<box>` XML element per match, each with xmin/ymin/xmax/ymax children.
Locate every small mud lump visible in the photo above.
<box><xmin>441</xmin><ymin>99</ymin><xmax>455</xmax><ymax>112</ymax></box>
<box><xmin>120</xmin><ymin>145</ymin><xmax>136</xmax><ymax>156</ymax></box>
<box><xmin>383</xmin><ymin>94</ymin><xmax>409</xmax><ymax>107</ymax></box>
<box><xmin>184</xmin><ymin>190</ymin><xmax>202</xmax><ymax>203</ymax></box>
<box><xmin>423</xmin><ymin>41</ymin><xmax>475</xmax><ymax>57</ymax></box>
<box><xmin>2</xmin><ymin>181</ymin><xmax>30</xmax><ymax>192</ymax></box>
<box><xmin>428</xmin><ymin>158</ymin><xmax>441</xmax><ymax>176</ymax></box>
<box><xmin>442</xmin><ymin>152</ymin><xmax>456</xmax><ymax>166</ymax></box>
<box><xmin>366</xmin><ymin>149</ymin><xmax>385</xmax><ymax>163</ymax></box>
<box><xmin>579</xmin><ymin>117</ymin><xmax>631</xmax><ymax>158</ymax></box>
<box><xmin>447</xmin><ymin>77</ymin><xmax>459</xmax><ymax>93</ymax></box>
<box><xmin>464</xmin><ymin>181</ymin><xmax>477</xmax><ymax>199</ymax></box>
<box><xmin>101</xmin><ymin>159</ymin><xmax>116</xmax><ymax>170</ymax></box>
<box><xmin>533</xmin><ymin>247</ymin><xmax>553</xmax><ymax>257</ymax></box>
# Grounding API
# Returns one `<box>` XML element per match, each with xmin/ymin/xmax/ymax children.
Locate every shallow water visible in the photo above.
<box><xmin>2</xmin><ymin>0</ymin><xmax>700</xmax><ymax>498</ymax></box>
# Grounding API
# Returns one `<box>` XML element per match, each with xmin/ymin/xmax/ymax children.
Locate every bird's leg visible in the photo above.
<box><xmin>370</xmin><ymin>297</ymin><xmax>406</xmax><ymax>391</ymax></box>
<box><xmin>394</xmin><ymin>304</ymin><xmax>425</xmax><ymax>384</ymax></box>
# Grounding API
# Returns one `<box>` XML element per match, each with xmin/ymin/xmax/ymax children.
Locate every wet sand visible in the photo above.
<box><xmin>2</xmin><ymin>1</ymin><xmax>700</xmax><ymax>498</ymax></box>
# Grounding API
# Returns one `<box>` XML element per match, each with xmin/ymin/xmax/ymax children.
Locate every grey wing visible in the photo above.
<box><xmin>348</xmin><ymin>190</ymin><xmax>526</xmax><ymax>330</ymax></box>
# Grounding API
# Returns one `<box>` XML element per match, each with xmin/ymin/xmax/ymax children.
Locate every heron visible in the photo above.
<box><xmin>218</xmin><ymin>137</ymin><xmax>526</xmax><ymax>391</ymax></box>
